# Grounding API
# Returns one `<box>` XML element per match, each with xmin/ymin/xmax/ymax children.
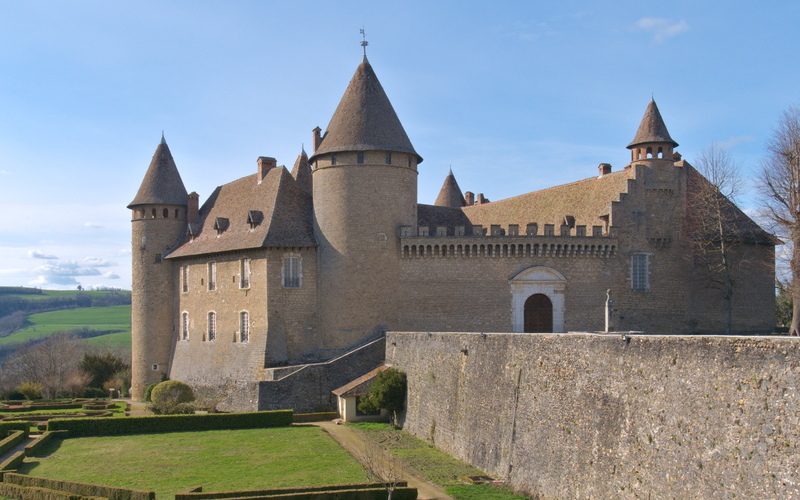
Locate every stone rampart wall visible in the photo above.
<box><xmin>387</xmin><ymin>331</ymin><xmax>800</xmax><ymax>499</ymax></box>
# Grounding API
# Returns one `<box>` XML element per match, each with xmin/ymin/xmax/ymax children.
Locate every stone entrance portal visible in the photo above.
<box><xmin>510</xmin><ymin>266</ymin><xmax>566</xmax><ymax>333</ymax></box>
<box><xmin>524</xmin><ymin>293</ymin><xmax>553</xmax><ymax>333</ymax></box>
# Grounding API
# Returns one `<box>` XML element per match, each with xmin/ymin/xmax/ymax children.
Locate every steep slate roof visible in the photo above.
<box><xmin>628</xmin><ymin>99</ymin><xmax>679</xmax><ymax>149</ymax></box>
<box><xmin>309</xmin><ymin>56</ymin><xmax>422</xmax><ymax>163</ymax></box>
<box><xmin>685</xmin><ymin>164</ymin><xmax>778</xmax><ymax>245</ymax></box>
<box><xmin>291</xmin><ymin>148</ymin><xmax>312</xmax><ymax>196</ymax></box>
<box><xmin>418</xmin><ymin>204</ymin><xmax>473</xmax><ymax>229</ymax></box>
<box><xmin>128</xmin><ymin>137</ymin><xmax>188</xmax><ymax>208</ymax></box>
<box><xmin>332</xmin><ymin>365</ymin><xmax>389</xmax><ymax>397</ymax></box>
<box><xmin>167</xmin><ymin>167</ymin><xmax>315</xmax><ymax>259</ymax></box>
<box><xmin>461</xmin><ymin>169</ymin><xmax>635</xmax><ymax>229</ymax></box>
<box><xmin>434</xmin><ymin>170</ymin><xmax>466</xmax><ymax>208</ymax></box>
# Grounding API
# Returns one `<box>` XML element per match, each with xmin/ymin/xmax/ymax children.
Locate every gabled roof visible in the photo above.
<box><xmin>628</xmin><ymin>99</ymin><xmax>679</xmax><ymax>149</ymax></box>
<box><xmin>309</xmin><ymin>56</ymin><xmax>422</xmax><ymax>163</ymax></box>
<box><xmin>685</xmin><ymin>164</ymin><xmax>778</xmax><ymax>245</ymax></box>
<box><xmin>434</xmin><ymin>170</ymin><xmax>466</xmax><ymax>208</ymax></box>
<box><xmin>461</xmin><ymin>168</ymin><xmax>635</xmax><ymax>229</ymax></box>
<box><xmin>332</xmin><ymin>365</ymin><xmax>389</xmax><ymax>398</ymax></box>
<box><xmin>128</xmin><ymin>137</ymin><xmax>188</xmax><ymax>208</ymax></box>
<box><xmin>166</xmin><ymin>166</ymin><xmax>315</xmax><ymax>259</ymax></box>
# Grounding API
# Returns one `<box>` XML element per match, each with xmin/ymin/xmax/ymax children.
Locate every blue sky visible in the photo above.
<box><xmin>1</xmin><ymin>1</ymin><xmax>798</xmax><ymax>290</ymax></box>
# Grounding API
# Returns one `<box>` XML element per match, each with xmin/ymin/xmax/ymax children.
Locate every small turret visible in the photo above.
<box><xmin>434</xmin><ymin>169</ymin><xmax>466</xmax><ymax>208</ymax></box>
<box><xmin>128</xmin><ymin>135</ymin><xmax>188</xmax><ymax>400</ymax></box>
<box><xmin>627</xmin><ymin>99</ymin><xmax>679</xmax><ymax>163</ymax></box>
<box><xmin>291</xmin><ymin>147</ymin><xmax>312</xmax><ymax>196</ymax></box>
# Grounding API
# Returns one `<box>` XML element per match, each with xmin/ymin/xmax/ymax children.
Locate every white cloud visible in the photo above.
<box><xmin>82</xmin><ymin>257</ymin><xmax>116</xmax><ymax>267</ymax></box>
<box><xmin>32</xmin><ymin>261</ymin><xmax>102</xmax><ymax>277</ymax></box>
<box><xmin>84</xmin><ymin>222</ymin><xmax>104</xmax><ymax>229</ymax></box>
<box><xmin>717</xmin><ymin>136</ymin><xmax>756</xmax><ymax>150</ymax></box>
<box><xmin>102</xmin><ymin>271</ymin><xmax>120</xmax><ymax>279</ymax></box>
<box><xmin>28</xmin><ymin>249</ymin><xmax>59</xmax><ymax>259</ymax></box>
<box><xmin>634</xmin><ymin>18</ymin><xmax>689</xmax><ymax>43</ymax></box>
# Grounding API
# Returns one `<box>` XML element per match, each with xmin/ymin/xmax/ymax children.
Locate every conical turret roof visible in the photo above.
<box><xmin>627</xmin><ymin>99</ymin><xmax>679</xmax><ymax>149</ymax></box>
<box><xmin>434</xmin><ymin>169</ymin><xmax>466</xmax><ymax>208</ymax></box>
<box><xmin>128</xmin><ymin>136</ymin><xmax>188</xmax><ymax>208</ymax></box>
<box><xmin>309</xmin><ymin>56</ymin><xmax>422</xmax><ymax>163</ymax></box>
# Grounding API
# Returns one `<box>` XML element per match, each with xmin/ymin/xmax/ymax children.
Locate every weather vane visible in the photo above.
<box><xmin>360</xmin><ymin>28</ymin><xmax>368</xmax><ymax>56</ymax></box>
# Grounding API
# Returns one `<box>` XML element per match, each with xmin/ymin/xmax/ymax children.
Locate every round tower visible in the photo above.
<box><xmin>309</xmin><ymin>55</ymin><xmax>422</xmax><ymax>352</ymax></box>
<box><xmin>128</xmin><ymin>136</ymin><xmax>188</xmax><ymax>400</ymax></box>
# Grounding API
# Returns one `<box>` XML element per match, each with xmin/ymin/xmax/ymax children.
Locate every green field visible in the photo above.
<box><xmin>0</xmin><ymin>289</ymin><xmax>122</xmax><ymax>300</ymax></box>
<box><xmin>0</xmin><ymin>305</ymin><xmax>131</xmax><ymax>348</ymax></box>
<box><xmin>20</xmin><ymin>427</ymin><xmax>366</xmax><ymax>498</ymax></box>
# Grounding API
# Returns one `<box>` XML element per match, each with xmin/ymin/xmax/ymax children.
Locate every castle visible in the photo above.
<box><xmin>128</xmin><ymin>55</ymin><xmax>776</xmax><ymax>404</ymax></box>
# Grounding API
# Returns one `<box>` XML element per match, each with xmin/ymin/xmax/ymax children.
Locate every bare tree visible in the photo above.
<box><xmin>759</xmin><ymin>105</ymin><xmax>800</xmax><ymax>335</ymax></box>
<box><xmin>686</xmin><ymin>143</ymin><xmax>745</xmax><ymax>334</ymax></box>
<box><xmin>4</xmin><ymin>333</ymin><xmax>87</xmax><ymax>398</ymax></box>
<box><xmin>355</xmin><ymin>443</ymin><xmax>405</xmax><ymax>500</ymax></box>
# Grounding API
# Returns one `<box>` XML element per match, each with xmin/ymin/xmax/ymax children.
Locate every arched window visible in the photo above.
<box><xmin>163</xmin><ymin>208</ymin><xmax>169</xmax><ymax>218</ymax></box>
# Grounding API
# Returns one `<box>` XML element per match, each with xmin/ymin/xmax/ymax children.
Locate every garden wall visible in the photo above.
<box><xmin>387</xmin><ymin>331</ymin><xmax>800</xmax><ymax>499</ymax></box>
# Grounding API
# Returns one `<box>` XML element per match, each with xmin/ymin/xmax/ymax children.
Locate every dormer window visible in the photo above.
<box><xmin>247</xmin><ymin>210</ymin><xmax>263</xmax><ymax>230</ymax></box>
<box><xmin>214</xmin><ymin>217</ymin><xmax>229</xmax><ymax>235</ymax></box>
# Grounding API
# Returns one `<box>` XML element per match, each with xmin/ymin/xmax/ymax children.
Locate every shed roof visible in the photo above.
<box><xmin>332</xmin><ymin>365</ymin><xmax>389</xmax><ymax>398</ymax></box>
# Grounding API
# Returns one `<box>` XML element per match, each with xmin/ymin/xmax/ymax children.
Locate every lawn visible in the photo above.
<box><xmin>20</xmin><ymin>427</ymin><xmax>367</xmax><ymax>498</ymax></box>
<box><xmin>0</xmin><ymin>305</ymin><xmax>131</xmax><ymax>347</ymax></box>
<box><xmin>348</xmin><ymin>423</ymin><xmax>531</xmax><ymax>500</ymax></box>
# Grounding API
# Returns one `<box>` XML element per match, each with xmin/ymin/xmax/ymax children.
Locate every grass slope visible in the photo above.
<box><xmin>0</xmin><ymin>305</ymin><xmax>131</xmax><ymax>348</ymax></box>
<box><xmin>21</xmin><ymin>427</ymin><xmax>366</xmax><ymax>498</ymax></box>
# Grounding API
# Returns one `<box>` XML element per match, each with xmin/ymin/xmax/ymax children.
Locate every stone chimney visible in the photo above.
<box><xmin>465</xmin><ymin>191</ymin><xmax>475</xmax><ymax>206</ymax></box>
<box><xmin>312</xmin><ymin>127</ymin><xmax>322</xmax><ymax>153</ymax></box>
<box><xmin>598</xmin><ymin>163</ymin><xmax>612</xmax><ymax>176</ymax></box>
<box><xmin>476</xmin><ymin>193</ymin><xmax>488</xmax><ymax>205</ymax></box>
<box><xmin>258</xmin><ymin>157</ymin><xmax>277</xmax><ymax>182</ymax></box>
<box><xmin>187</xmin><ymin>192</ymin><xmax>199</xmax><ymax>224</ymax></box>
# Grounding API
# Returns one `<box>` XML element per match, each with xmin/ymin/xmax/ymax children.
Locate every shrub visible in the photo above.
<box><xmin>18</xmin><ymin>381</ymin><xmax>43</xmax><ymax>400</ymax></box>
<box><xmin>143</xmin><ymin>382</ymin><xmax>159</xmax><ymax>402</ymax></box>
<box><xmin>47</xmin><ymin>410</ymin><xmax>293</xmax><ymax>436</ymax></box>
<box><xmin>83</xmin><ymin>386</ymin><xmax>107</xmax><ymax>398</ymax></box>
<box><xmin>79</xmin><ymin>353</ymin><xmax>128</xmax><ymax>389</ymax></box>
<box><xmin>148</xmin><ymin>380</ymin><xmax>195</xmax><ymax>415</ymax></box>
<box><xmin>358</xmin><ymin>368</ymin><xmax>407</xmax><ymax>426</ymax></box>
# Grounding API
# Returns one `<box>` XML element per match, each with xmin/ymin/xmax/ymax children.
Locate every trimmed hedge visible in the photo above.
<box><xmin>174</xmin><ymin>483</ymin><xmax>416</xmax><ymax>500</ymax></box>
<box><xmin>3</xmin><ymin>473</ymin><xmax>154</xmax><ymax>500</ymax></box>
<box><xmin>47</xmin><ymin>410</ymin><xmax>293</xmax><ymax>437</ymax></box>
<box><xmin>24</xmin><ymin>431</ymin><xmax>68</xmax><ymax>456</ymax></box>
<box><xmin>0</xmin><ymin>430</ymin><xmax>26</xmax><ymax>456</ymax></box>
<box><xmin>0</xmin><ymin>450</ymin><xmax>25</xmax><ymax>471</ymax></box>
<box><xmin>175</xmin><ymin>482</ymin><xmax>408</xmax><ymax>500</ymax></box>
<box><xmin>0</xmin><ymin>482</ymin><xmax>107</xmax><ymax>500</ymax></box>
<box><xmin>0</xmin><ymin>421</ymin><xmax>30</xmax><ymax>435</ymax></box>
<box><xmin>292</xmin><ymin>412</ymin><xmax>338</xmax><ymax>423</ymax></box>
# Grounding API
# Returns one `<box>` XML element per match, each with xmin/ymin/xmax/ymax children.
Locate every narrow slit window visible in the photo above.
<box><xmin>181</xmin><ymin>312</ymin><xmax>189</xmax><ymax>340</ymax></box>
<box><xmin>240</xmin><ymin>258</ymin><xmax>251</xmax><ymax>289</ymax></box>
<box><xmin>207</xmin><ymin>312</ymin><xmax>216</xmax><ymax>341</ymax></box>
<box><xmin>240</xmin><ymin>311</ymin><xmax>249</xmax><ymax>343</ymax></box>
<box><xmin>208</xmin><ymin>262</ymin><xmax>216</xmax><ymax>291</ymax></box>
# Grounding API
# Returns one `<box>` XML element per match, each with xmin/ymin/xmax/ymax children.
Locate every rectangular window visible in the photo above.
<box><xmin>208</xmin><ymin>262</ymin><xmax>216</xmax><ymax>291</ymax></box>
<box><xmin>154</xmin><ymin>253</ymin><xmax>162</xmax><ymax>263</ymax></box>
<box><xmin>240</xmin><ymin>311</ymin><xmax>249</xmax><ymax>343</ymax></box>
<box><xmin>283</xmin><ymin>256</ymin><xmax>301</xmax><ymax>288</ymax></box>
<box><xmin>385</xmin><ymin>152</ymin><xmax>392</xmax><ymax>164</ymax></box>
<box><xmin>181</xmin><ymin>312</ymin><xmax>189</xmax><ymax>340</ymax></box>
<box><xmin>240</xmin><ymin>258</ymin><xmax>250</xmax><ymax>289</ymax></box>
<box><xmin>207</xmin><ymin>312</ymin><xmax>216</xmax><ymax>341</ymax></box>
<box><xmin>182</xmin><ymin>266</ymin><xmax>189</xmax><ymax>293</ymax></box>
<box><xmin>357</xmin><ymin>152</ymin><xmax>364</xmax><ymax>164</ymax></box>
<box><xmin>631</xmin><ymin>253</ymin><xmax>650</xmax><ymax>291</ymax></box>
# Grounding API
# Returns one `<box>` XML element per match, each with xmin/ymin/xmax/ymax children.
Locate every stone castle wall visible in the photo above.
<box><xmin>387</xmin><ymin>331</ymin><xmax>800</xmax><ymax>499</ymax></box>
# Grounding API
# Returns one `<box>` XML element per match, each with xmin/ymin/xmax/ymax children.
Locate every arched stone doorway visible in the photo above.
<box><xmin>510</xmin><ymin>266</ymin><xmax>566</xmax><ymax>333</ymax></box>
<box><xmin>524</xmin><ymin>293</ymin><xmax>553</xmax><ymax>333</ymax></box>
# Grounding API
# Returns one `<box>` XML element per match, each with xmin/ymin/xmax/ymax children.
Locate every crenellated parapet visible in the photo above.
<box><xmin>400</xmin><ymin>234</ymin><xmax>617</xmax><ymax>259</ymax></box>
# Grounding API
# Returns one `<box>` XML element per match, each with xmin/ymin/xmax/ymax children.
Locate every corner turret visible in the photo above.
<box><xmin>129</xmin><ymin>136</ymin><xmax>188</xmax><ymax>400</ymax></box>
<box><xmin>291</xmin><ymin>147</ymin><xmax>312</xmax><ymax>196</ymax></box>
<box><xmin>627</xmin><ymin>99</ymin><xmax>679</xmax><ymax>164</ymax></box>
<box><xmin>434</xmin><ymin>169</ymin><xmax>466</xmax><ymax>208</ymax></box>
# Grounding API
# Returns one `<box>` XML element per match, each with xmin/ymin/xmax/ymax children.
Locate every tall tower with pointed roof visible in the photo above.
<box><xmin>627</xmin><ymin>99</ymin><xmax>679</xmax><ymax>166</ymax></box>
<box><xmin>128</xmin><ymin>136</ymin><xmax>188</xmax><ymax>399</ymax></box>
<box><xmin>309</xmin><ymin>55</ymin><xmax>422</xmax><ymax>350</ymax></box>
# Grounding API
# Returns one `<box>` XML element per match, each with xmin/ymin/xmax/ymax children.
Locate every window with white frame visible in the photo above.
<box><xmin>240</xmin><ymin>311</ymin><xmax>249</xmax><ymax>343</ymax></box>
<box><xmin>182</xmin><ymin>266</ymin><xmax>189</xmax><ymax>293</ymax></box>
<box><xmin>240</xmin><ymin>258</ymin><xmax>250</xmax><ymax>289</ymax></box>
<box><xmin>181</xmin><ymin>312</ymin><xmax>189</xmax><ymax>340</ymax></box>
<box><xmin>631</xmin><ymin>253</ymin><xmax>650</xmax><ymax>291</ymax></box>
<box><xmin>207</xmin><ymin>312</ymin><xmax>216</xmax><ymax>341</ymax></box>
<box><xmin>208</xmin><ymin>262</ymin><xmax>216</xmax><ymax>291</ymax></box>
<box><xmin>282</xmin><ymin>255</ymin><xmax>301</xmax><ymax>288</ymax></box>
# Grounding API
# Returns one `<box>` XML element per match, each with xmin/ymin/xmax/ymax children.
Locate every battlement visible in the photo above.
<box><xmin>402</xmin><ymin>222</ymin><xmax>612</xmax><ymax>238</ymax></box>
<box><xmin>400</xmin><ymin>234</ymin><xmax>617</xmax><ymax>259</ymax></box>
